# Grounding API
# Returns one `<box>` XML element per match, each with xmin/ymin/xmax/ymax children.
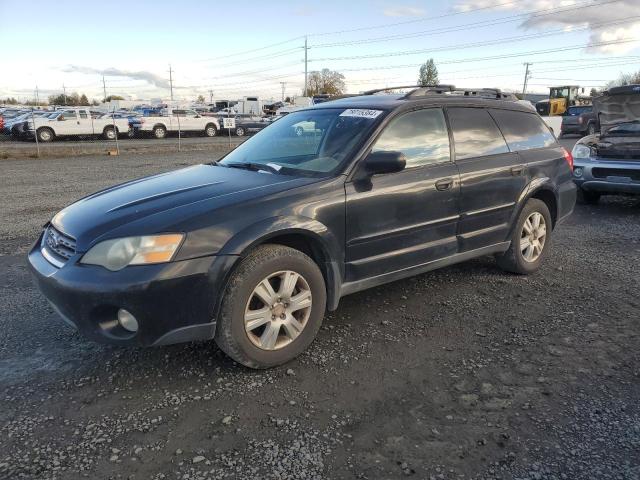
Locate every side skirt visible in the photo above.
<box><xmin>339</xmin><ymin>242</ymin><xmax>511</xmax><ymax>298</ymax></box>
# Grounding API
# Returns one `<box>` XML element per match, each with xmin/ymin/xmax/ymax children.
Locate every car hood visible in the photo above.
<box><xmin>593</xmin><ymin>88</ymin><xmax>640</xmax><ymax>134</ymax></box>
<box><xmin>51</xmin><ymin>164</ymin><xmax>317</xmax><ymax>251</ymax></box>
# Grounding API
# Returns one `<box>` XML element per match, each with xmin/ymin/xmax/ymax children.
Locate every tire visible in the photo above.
<box><xmin>205</xmin><ymin>124</ymin><xmax>218</xmax><ymax>137</ymax></box>
<box><xmin>577</xmin><ymin>188</ymin><xmax>600</xmax><ymax>205</ymax></box>
<box><xmin>235</xmin><ymin>126</ymin><xmax>246</xmax><ymax>137</ymax></box>
<box><xmin>36</xmin><ymin>127</ymin><xmax>54</xmax><ymax>143</ymax></box>
<box><xmin>153</xmin><ymin>125</ymin><xmax>167</xmax><ymax>139</ymax></box>
<box><xmin>215</xmin><ymin>244</ymin><xmax>326</xmax><ymax>369</ymax></box>
<box><xmin>103</xmin><ymin>126</ymin><xmax>117</xmax><ymax>140</ymax></box>
<box><xmin>587</xmin><ymin>123</ymin><xmax>597</xmax><ymax>136</ymax></box>
<box><xmin>495</xmin><ymin>198</ymin><xmax>552</xmax><ymax>275</ymax></box>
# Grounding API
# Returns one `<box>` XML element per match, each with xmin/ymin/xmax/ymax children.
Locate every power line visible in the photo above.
<box><xmin>309</xmin><ymin>16</ymin><xmax>640</xmax><ymax>62</ymax></box>
<box><xmin>198</xmin><ymin>36</ymin><xmax>304</xmax><ymax>62</ymax></box>
<box><xmin>308</xmin><ymin>0</ymin><xmax>526</xmax><ymax>37</ymax></box>
<box><xmin>311</xmin><ymin>0</ymin><xmax>619</xmax><ymax>49</ymax></box>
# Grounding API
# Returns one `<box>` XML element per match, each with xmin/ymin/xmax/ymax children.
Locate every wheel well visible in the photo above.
<box><xmin>37</xmin><ymin>126</ymin><xmax>54</xmax><ymax>137</ymax></box>
<box><xmin>205</xmin><ymin>122</ymin><xmax>217</xmax><ymax>129</ymax></box>
<box><xmin>103</xmin><ymin>125</ymin><xmax>118</xmax><ymax>133</ymax></box>
<box><xmin>153</xmin><ymin>124</ymin><xmax>166</xmax><ymax>130</ymax></box>
<box><xmin>530</xmin><ymin>189</ymin><xmax>557</xmax><ymax>227</ymax></box>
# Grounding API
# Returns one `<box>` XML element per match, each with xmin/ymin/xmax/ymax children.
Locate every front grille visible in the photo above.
<box><xmin>592</xmin><ymin>168</ymin><xmax>640</xmax><ymax>182</ymax></box>
<box><xmin>42</xmin><ymin>225</ymin><xmax>76</xmax><ymax>266</ymax></box>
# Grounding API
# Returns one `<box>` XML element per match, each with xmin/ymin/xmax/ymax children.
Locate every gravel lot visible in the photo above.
<box><xmin>1</xmin><ymin>142</ymin><xmax>639</xmax><ymax>480</ymax></box>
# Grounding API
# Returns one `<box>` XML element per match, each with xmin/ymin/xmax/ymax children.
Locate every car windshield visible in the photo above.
<box><xmin>566</xmin><ymin>106</ymin><xmax>591</xmax><ymax>116</ymax></box>
<box><xmin>605</xmin><ymin>121</ymin><xmax>640</xmax><ymax>136</ymax></box>
<box><xmin>218</xmin><ymin>108</ymin><xmax>385</xmax><ymax>176</ymax></box>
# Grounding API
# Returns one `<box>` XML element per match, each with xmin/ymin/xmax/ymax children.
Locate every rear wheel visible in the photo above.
<box><xmin>36</xmin><ymin>127</ymin><xmax>54</xmax><ymax>142</ymax></box>
<box><xmin>153</xmin><ymin>125</ymin><xmax>167</xmax><ymax>139</ymax></box>
<box><xmin>577</xmin><ymin>188</ymin><xmax>600</xmax><ymax>205</ymax></box>
<box><xmin>215</xmin><ymin>244</ymin><xmax>326</xmax><ymax>369</ymax></box>
<box><xmin>103</xmin><ymin>126</ymin><xmax>117</xmax><ymax>140</ymax></box>
<box><xmin>496</xmin><ymin>198</ymin><xmax>552</xmax><ymax>275</ymax></box>
<box><xmin>235</xmin><ymin>126</ymin><xmax>246</xmax><ymax>137</ymax></box>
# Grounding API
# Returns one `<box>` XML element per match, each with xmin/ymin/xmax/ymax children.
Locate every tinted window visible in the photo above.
<box><xmin>79</xmin><ymin>111</ymin><xmax>88</xmax><ymax>119</ymax></box>
<box><xmin>447</xmin><ymin>108</ymin><xmax>509</xmax><ymax>160</ymax></box>
<box><xmin>371</xmin><ymin>108</ymin><xmax>450</xmax><ymax>168</ymax></box>
<box><xmin>490</xmin><ymin>109</ymin><xmax>556</xmax><ymax>151</ymax></box>
<box><xmin>567</xmin><ymin>106</ymin><xmax>592</xmax><ymax>116</ymax></box>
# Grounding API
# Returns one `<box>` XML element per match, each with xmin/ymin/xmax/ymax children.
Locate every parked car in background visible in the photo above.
<box><xmin>136</xmin><ymin>108</ymin><xmax>220</xmax><ymax>139</ymax></box>
<box><xmin>218</xmin><ymin>114</ymin><xmax>273</xmax><ymax>136</ymax></box>
<box><xmin>24</xmin><ymin>108</ymin><xmax>130</xmax><ymax>142</ymax></box>
<box><xmin>572</xmin><ymin>85</ymin><xmax>640</xmax><ymax>203</ymax></box>
<box><xmin>559</xmin><ymin>105</ymin><xmax>595</xmax><ymax>137</ymax></box>
<box><xmin>28</xmin><ymin>85</ymin><xmax>575</xmax><ymax>369</ymax></box>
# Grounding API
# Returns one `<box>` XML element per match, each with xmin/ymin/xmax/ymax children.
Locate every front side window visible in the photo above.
<box><xmin>371</xmin><ymin>108</ymin><xmax>450</xmax><ymax>168</ymax></box>
<box><xmin>219</xmin><ymin>108</ymin><xmax>384</xmax><ymax>175</ymax></box>
<box><xmin>489</xmin><ymin>109</ymin><xmax>556</xmax><ymax>151</ymax></box>
<box><xmin>59</xmin><ymin>110</ymin><xmax>77</xmax><ymax>121</ymax></box>
<box><xmin>447</xmin><ymin>107</ymin><xmax>509</xmax><ymax>160</ymax></box>
<box><xmin>79</xmin><ymin>111</ymin><xmax>88</xmax><ymax>119</ymax></box>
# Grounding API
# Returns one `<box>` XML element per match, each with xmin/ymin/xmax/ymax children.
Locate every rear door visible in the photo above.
<box><xmin>446</xmin><ymin>107</ymin><xmax>526</xmax><ymax>252</ymax></box>
<box><xmin>345</xmin><ymin>108</ymin><xmax>460</xmax><ymax>281</ymax></box>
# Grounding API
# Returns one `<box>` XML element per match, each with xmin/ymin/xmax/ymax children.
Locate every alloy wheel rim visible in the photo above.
<box><xmin>244</xmin><ymin>270</ymin><xmax>312</xmax><ymax>351</ymax></box>
<box><xmin>520</xmin><ymin>212</ymin><xmax>547</xmax><ymax>262</ymax></box>
<box><xmin>41</xmin><ymin>131</ymin><xmax>50</xmax><ymax>140</ymax></box>
<box><xmin>207</xmin><ymin>127</ymin><xmax>215</xmax><ymax>136</ymax></box>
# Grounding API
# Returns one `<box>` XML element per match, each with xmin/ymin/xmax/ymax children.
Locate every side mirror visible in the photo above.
<box><xmin>57</xmin><ymin>116</ymin><xmax>65</xmax><ymax>121</ymax></box>
<box><xmin>364</xmin><ymin>150</ymin><xmax>406</xmax><ymax>175</ymax></box>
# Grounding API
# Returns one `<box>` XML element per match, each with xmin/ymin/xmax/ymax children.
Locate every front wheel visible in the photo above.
<box><xmin>215</xmin><ymin>245</ymin><xmax>326</xmax><ymax>369</ymax></box>
<box><xmin>235</xmin><ymin>126</ymin><xmax>246</xmax><ymax>137</ymax></box>
<box><xmin>36</xmin><ymin>127</ymin><xmax>54</xmax><ymax>142</ymax></box>
<box><xmin>496</xmin><ymin>198</ymin><xmax>552</xmax><ymax>275</ymax></box>
<box><xmin>205</xmin><ymin>124</ymin><xmax>218</xmax><ymax>137</ymax></box>
<box><xmin>153</xmin><ymin>125</ymin><xmax>167</xmax><ymax>139</ymax></box>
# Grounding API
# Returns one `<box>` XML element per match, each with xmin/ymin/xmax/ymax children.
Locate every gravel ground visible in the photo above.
<box><xmin>0</xmin><ymin>143</ymin><xmax>639</xmax><ymax>480</ymax></box>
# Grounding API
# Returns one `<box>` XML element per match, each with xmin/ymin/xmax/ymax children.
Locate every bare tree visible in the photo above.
<box><xmin>306</xmin><ymin>69</ymin><xmax>346</xmax><ymax>96</ymax></box>
<box><xmin>606</xmin><ymin>70</ymin><xmax>640</xmax><ymax>89</ymax></box>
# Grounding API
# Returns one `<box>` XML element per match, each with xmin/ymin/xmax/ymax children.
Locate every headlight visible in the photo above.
<box><xmin>80</xmin><ymin>234</ymin><xmax>184</xmax><ymax>271</ymax></box>
<box><xmin>571</xmin><ymin>144</ymin><xmax>592</xmax><ymax>159</ymax></box>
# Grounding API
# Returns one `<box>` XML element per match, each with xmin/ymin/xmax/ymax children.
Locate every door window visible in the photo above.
<box><xmin>447</xmin><ymin>107</ymin><xmax>509</xmax><ymax>160</ymax></box>
<box><xmin>59</xmin><ymin>110</ymin><xmax>77</xmax><ymax>121</ymax></box>
<box><xmin>371</xmin><ymin>108</ymin><xmax>450</xmax><ymax>168</ymax></box>
<box><xmin>489</xmin><ymin>109</ymin><xmax>556</xmax><ymax>151</ymax></box>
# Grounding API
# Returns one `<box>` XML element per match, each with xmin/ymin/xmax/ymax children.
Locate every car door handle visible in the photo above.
<box><xmin>511</xmin><ymin>165</ymin><xmax>525</xmax><ymax>176</ymax></box>
<box><xmin>435</xmin><ymin>178</ymin><xmax>454</xmax><ymax>191</ymax></box>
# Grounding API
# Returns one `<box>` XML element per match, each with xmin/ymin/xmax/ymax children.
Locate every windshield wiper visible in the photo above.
<box><xmin>225</xmin><ymin>162</ymin><xmax>281</xmax><ymax>174</ymax></box>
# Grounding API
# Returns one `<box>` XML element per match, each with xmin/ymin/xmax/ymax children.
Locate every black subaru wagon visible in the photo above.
<box><xmin>29</xmin><ymin>86</ymin><xmax>576</xmax><ymax>368</ymax></box>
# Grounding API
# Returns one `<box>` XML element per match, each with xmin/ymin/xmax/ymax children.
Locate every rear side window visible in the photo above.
<box><xmin>371</xmin><ymin>108</ymin><xmax>450</xmax><ymax>168</ymax></box>
<box><xmin>447</xmin><ymin>108</ymin><xmax>508</xmax><ymax>160</ymax></box>
<box><xmin>490</xmin><ymin>109</ymin><xmax>556</xmax><ymax>151</ymax></box>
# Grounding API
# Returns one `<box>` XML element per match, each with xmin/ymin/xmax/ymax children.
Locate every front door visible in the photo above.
<box><xmin>345</xmin><ymin>108</ymin><xmax>460</xmax><ymax>282</ymax></box>
<box><xmin>56</xmin><ymin>109</ymin><xmax>80</xmax><ymax>135</ymax></box>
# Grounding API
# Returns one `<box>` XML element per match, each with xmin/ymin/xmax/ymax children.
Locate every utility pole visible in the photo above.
<box><xmin>304</xmin><ymin>36</ymin><xmax>308</xmax><ymax>97</ymax></box>
<box><xmin>209</xmin><ymin>89</ymin><xmax>214</xmax><ymax>103</ymax></box>
<box><xmin>168</xmin><ymin>64</ymin><xmax>174</xmax><ymax>101</ymax></box>
<box><xmin>35</xmin><ymin>85</ymin><xmax>39</xmax><ymax>106</ymax></box>
<box><xmin>522</xmin><ymin>62</ymin><xmax>532</xmax><ymax>95</ymax></box>
<box><xmin>62</xmin><ymin>83</ymin><xmax>67</xmax><ymax>105</ymax></box>
<box><xmin>102</xmin><ymin>75</ymin><xmax>107</xmax><ymax>102</ymax></box>
<box><xmin>279</xmin><ymin>82</ymin><xmax>287</xmax><ymax>101</ymax></box>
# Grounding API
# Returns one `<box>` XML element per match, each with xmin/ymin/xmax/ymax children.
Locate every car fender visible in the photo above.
<box><xmin>218</xmin><ymin>215</ymin><xmax>343</xmax><ymax>310</ymax></box>
<box><xmin>506</xmin><ymin>177</ymin><xmax>557</xmax><ymax>238</ymax></box>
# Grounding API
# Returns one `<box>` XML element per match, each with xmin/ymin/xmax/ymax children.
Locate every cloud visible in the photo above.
<box><xmin>61</xmin><ymin>65</ymin><xmax>171</xmax><ymax>89</ymax></box>
<box><xmin>454</xmin><ymin>0</ymin><xmax>640</xmax><ymax>53</ymax></box>
<box><xmin>383</xmin><ymin>5</ymin><xmax>426</xmax><ymax>17</ymax></box>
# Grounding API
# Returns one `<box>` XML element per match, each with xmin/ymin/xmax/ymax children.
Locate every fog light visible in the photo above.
<box><xmin>573</xmin><ymin>167</ymin><xmax>583</xmax><ymax>177</ymax></box>
<box><xmin>117</xmin><ymin>309</ymin><xmax>139</xmax><ymax>332</ymax></box>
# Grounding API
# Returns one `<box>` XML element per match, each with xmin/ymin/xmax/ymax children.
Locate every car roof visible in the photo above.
<box><xmin>310</xmin><ymin>93</ymin><xmax>536</xmax><ymax>114</ymax></box>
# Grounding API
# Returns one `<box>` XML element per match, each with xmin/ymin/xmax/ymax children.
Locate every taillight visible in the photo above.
<box><xmin>563</xmin><ymin>147</ymin><xmax>574</xmax><ymax>170</ymax></box>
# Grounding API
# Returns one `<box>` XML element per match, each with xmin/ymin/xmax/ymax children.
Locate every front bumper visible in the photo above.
<box><xmin>573</xmin><ymin>156</ymin><xmax>640</xmax><ymax>195</ymax></box>
<box><xmin>28</xmin><ymin>234</ymin><xmax>238</xmax><ymax>347</ymax></box>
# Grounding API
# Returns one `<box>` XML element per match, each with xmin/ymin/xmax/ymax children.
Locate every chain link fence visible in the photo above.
<box><xmin>0</xmin><ymin>98</ymin><xmax>284</xmax><ymax>160</ymax></box>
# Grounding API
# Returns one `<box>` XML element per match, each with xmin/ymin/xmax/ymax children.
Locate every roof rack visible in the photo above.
<box><xmin>362</xmin><ymin>84</ymin><xmax>518</xmax><ymax>101</ymax></box>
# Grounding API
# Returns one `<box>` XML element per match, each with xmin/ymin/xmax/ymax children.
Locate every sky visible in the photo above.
<box><xmin>0</xmin><ymin>0</ymin><xmax>639</xmax><ymax>103</ymax></box>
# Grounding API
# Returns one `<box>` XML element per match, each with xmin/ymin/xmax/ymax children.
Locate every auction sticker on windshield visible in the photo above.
<box><xmin>339</xmin><ymin>109</ymin><xmax>383</xmax><ymax>119</ymax></box>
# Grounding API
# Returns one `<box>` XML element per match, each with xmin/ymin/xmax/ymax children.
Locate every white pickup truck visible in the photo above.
<box><xmin>137</xmin><ymin>109</ymin><xmax>220</xmax><ymax>139</ymax></box>
<box><xmin>26</xmin><ymin>108</ymin><xmax>130</xmax><ymax>142</ymax></box>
